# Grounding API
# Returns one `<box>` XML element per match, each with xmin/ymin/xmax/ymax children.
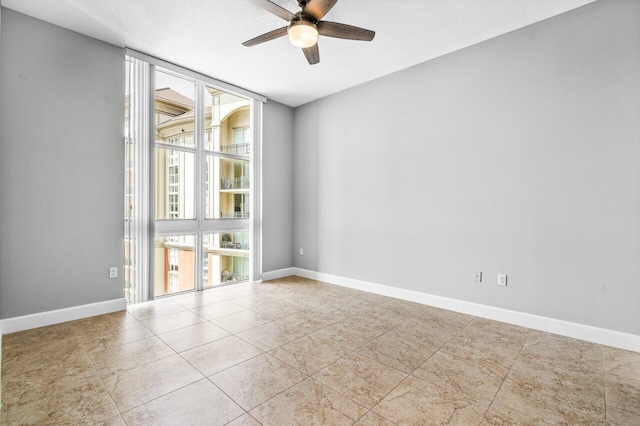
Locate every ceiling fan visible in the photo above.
<box><xmin>243</xmin><ymin>0</ymin><xmax>375</xmax><ymax>65</ymax></box>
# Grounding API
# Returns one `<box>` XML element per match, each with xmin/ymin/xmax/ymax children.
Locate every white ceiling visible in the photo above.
<box><xmin>4</xmin><ymin>0</ymin><xmax>596</xmax><ymax>107</ymax></box>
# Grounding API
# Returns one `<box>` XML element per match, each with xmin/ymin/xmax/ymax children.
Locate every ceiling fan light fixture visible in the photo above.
<box><xmin>288</xmin><ymin>20</ymin><xmax>318</xmax><ymax>48</ymax></box>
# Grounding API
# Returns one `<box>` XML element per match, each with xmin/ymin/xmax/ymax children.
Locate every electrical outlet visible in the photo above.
<box><xmin>498</xmin><ymin>274</ymin><xmax>507</xmax><ymax>286</ymax></box>
<box><xmin>473</xmin><ymin>271</ymin><xmax>482</xmax><ymax>283</ymax></box>
<box><xmin>299</xmin><ymin>248</ymin><xmax>304</xmax><ymax>256</ymax></box>
<box><xmin>109</xmin><ymin>267</ymin><xmax>118</xmax><ymax>279</ymax></box>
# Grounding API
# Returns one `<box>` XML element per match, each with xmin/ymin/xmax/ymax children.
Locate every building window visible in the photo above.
<box><xmin>126</xmin><ymin>53</ymin><xmax>262</xmax><ymax>302</ymax></box>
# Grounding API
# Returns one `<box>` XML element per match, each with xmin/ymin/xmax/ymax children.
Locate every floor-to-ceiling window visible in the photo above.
<box><xmin>125</xmin><ymin>53</ymin><xmax>263</xmax><ymax>303</ymax></box>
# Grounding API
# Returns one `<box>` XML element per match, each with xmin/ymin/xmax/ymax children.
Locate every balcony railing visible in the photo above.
<box><xmin>221</xmin><ymin>211</ymin><xmax>250</xmax><ymax>218</ymax></box>
<box><xmin>220</xmin><ymin>143</ymin><xmax>250</xmax><ymax>156</ymax></box>
<box><xmin>221</xmin><ymin>270</ymin><xmax>250</xmax><ymax>282</ymax></box>
<box><xmin>220</xmin><ymin>241</ymin><xmax>249</xmax><ymax>250</ymax></box>
<box><xmin>221</xmin><ymin>178</ymin><xmax>250</xmax><ymax>190</ymax></box>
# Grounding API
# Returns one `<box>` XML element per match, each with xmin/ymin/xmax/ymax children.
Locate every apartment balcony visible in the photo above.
<box><xmin>220</xmin><ymin>178</ymin><xmax>250</xmax><ymax>191</ymax></box>
<box><xmin>220</xmin><ymin>143</ymin><xmax>250</xmax><ymax>156</ymax></box>
<box><xmin>221</xmin><ymin>211</ymin><xmax>250</xmax><ymax>218</ymax></box>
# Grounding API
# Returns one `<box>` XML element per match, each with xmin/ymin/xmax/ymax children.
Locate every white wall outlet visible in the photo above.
<box><xmin>299</xmin><ymin>248</ymin><xmax>304</xmax><ymax>256</ymax></box>
<box><xmin>498</xmin><ymin>274</ymin><xmax>507</xmax><ymax>286</ymax></box>
<box><xmin>473</xmin><ymin>271</ymin><xmax>482</xmax><ymax>283</ymax></box>
<box><xmin>109</xmin><ymin>267</ymin><xmax>118</xmax><ymax>279</ymax></box>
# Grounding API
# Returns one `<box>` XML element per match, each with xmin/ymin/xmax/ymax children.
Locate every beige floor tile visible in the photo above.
<box><xmin>236</xmin><ymin>319</ymin><xmax>307</xmax><ymax>351</ymax></box>
<box><xmin>181</xmin><ymin>335</ymin><xmax>263</xmax><ymax>376</ymax></box>
<box><xmin>355</xmin><ymin>411</ymin><xmax>397</xmax><ymax>425</ymax></box>
<box><xmin>392</xmin><ymin>319</ymin><xmax>453</xmax><ymax>348</ymax></box>
<box><xmin>88</xmin><ymin>336</ymin><xmax>175</xmax><ymax>377</ymax></box>
<box><xmin>357</xmin><ymin>329</ymin><xmax>439</xmax><ymax>374</ymax></box>
<box><xmin>491</xmin><ymin>376</ymin><xmax>605</xmax><ymax>424</ymax></box>
<box><xmin>226</xmin><ymin>414</ymin><xmax>262</xmax><ymax>426</ymax></box>
<box><xmin>103</xmin><ymin>354</ymin><xmax>203</xmax><ymax>412</ymax></box>
<box><xmin>372</xmin><ymin>375</ymin><xmax>487</xmax><ymax>426</ymax></box>
<box><xmin>208</xmin><ymin>283</ymin><xmax>258</xmax><ymax>299</ymax></box>
<box><xmin>76</xmin><ymin>322</ymin><xmax>155</xmax><ymax>352</ymax></box>
<box><xmin>171</xmin><ymin>291</ymin><xmax>226</xmax><ymax>309</ymax></box>
<box><xmin>128</xmin><ymin>300</ymin><xmax>186</xmax><ymax>321</ymax></box>
<box><xmin>2</xmin><ymin>351</ymin><xmax>99</xmax><ymax>409</ymax></box>
<box><xmin>313</xmin><ymin>353</ymin><xmax>407</xmax><ymax>408</ymax></box>
<box><xmin>1</xmin><ymin>380</ymin><xmax>119</xmax><ymax>426</ymax></box>
<box><xmin>445</xmin><ymin>327</ymin><xmax>525</xmax><ymax>369</ymax></box>
<box><xmin>521</xmin><ymin>331</ymin><xmax>603</xmax><ymax>373</ymax></box>
<box><xmin>313</xmin><ymin>316</ymin><xmax>392</xmax><ymax>351</ymax></box>
<box><xmin>190</xmin><ymin>300</ymin><xmax>248</xmax><ymax>320</ymax></box>
<box><xmin>2</xmin><ymin>334</ymin><xmax>84</xmax><ymax>377</ymax></box>
<box><xmin>100</xmin><ymin>415</ymin><xmax>127</xmax><ymax>426</ymax></box>
<box><xmin>157</xmin><ymin>321</ymin><xmax>230</xmax><ymax>352</ymax></box>
<box><xmin>605</xmin><ymin>373</ymin><xmax>640</xmax><ymax>417</ymax></box>
<box><xmin>606</xmin><ymin>405</ymin><xmax>640</xmax><ymax>425</ymax></box>
<box><xmin>140</xmin><ymin>310</ymin><xmax>205</xmax><ymax>334</ymax></box>
<box><xmin>510</xmin><ymin>351</ymin><xmax>605</xmax><ymax>409</ymax></box>
<box><xmin>413</xmin><ymin>345</ymin><xmax>509</xmax><ymax>405</ymax></box>
<box><xmin>250</xmin><ymin>378</ymin><xmax>368</xmax><ymax>425</ymax></box>
<box><xmin>604</xmin><ymin>347</ymin><xmax>640</xmax><ymax>381</ymax></box>
<box><xmin>211</xmin><ymin>309</ymin><xmax>274</xmax><ymax>333</ymax></box>
<box><xmin>210</xmin><ymin>353</ymin><xmax>307</xmax><ymax>410</ymax></box>
<box><xmin>412</xmin><ymin>306</ymin><xmax>473</xmax><ymax>333</ymax></box>
<box><xmin>121</xmin><ymin>379</ymin><xmax>244</xmax><ymax>425</ymax></box>
<box><xmin>270</xmin><ymin>333</ymin><xmax>351</xmax><ymax>375</ymax></box>
<box><xmin>481</xmin><ymin>406</ymin><xmax>549</xmax><ymax>425</ymax></box>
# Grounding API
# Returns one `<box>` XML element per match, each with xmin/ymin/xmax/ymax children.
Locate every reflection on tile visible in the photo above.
<box><xmin>103</xmin><ymin>355</ymin><xmax>203</xmax><ymax>412</ymax></box>
<box><xmin>122</xmin><ymin>379</ymin><xmax>244</xmax><ymax>426</ymax></box>
<box><xmin>1</xmin><ymin>380</ymin><xmax>119</xmax><ymax>425</ymax></box>
<box><xmin>605</xmin><ymin>374</ymin><xmax>640</xmax><ymax>417</ymax></box>
<box><xmin>181</xmin><ymin>335</ymin><xmax>263</xmax><ymax>376</ymax></box>
<box><xmin>225</xmin><ymin>414</ymin><xmax>262</xmax><ymax>426</ymax></box>
<box><xmin>140</xmin><ymin>310</ymin><xmax>205</xmax><ymax>334</ymax></box>
<box><xmin>355</xmin><ymin>411</ymin><xmax>397</xmax><ymax>425</ymax></box>
<box><xmin>172</xmin><ymin>291</ymin><xmax>226</xmax><ymax>309</ymax></box>
<box><xmin>88</xmin><ymin>336</ymin><xmax>175</xmax><ymax>377</ymax></box>
<box><xmin>77</xmin><ymin>322</ymin><xmax>155</xmax><ymax>353</ymax></box>
<box><xmin>158</xmin><ymin>322</ymin><xmax>230</xmax><ymax>353</ymax></box>
<box><xmin>270</xmin><ymin>333</ymin><xmax>351</xmax><ymax>375</ymax></box>
<box><xmin>250</xmin><ymin>378</ymin><xmax>367</xmax><ymax>425</ymax></box>
<box><xmin>211</xmin><ymin>309</ymin><xmax>274</xmax><ymax>333</ymax></box>
<box><xmin>190</xmin><ymin>300</ymin><xmax>248</xmax><ymax>320</ymax></box>
<box><xmin>128</xmin><ymin>300</ymin><xmax>186</xmax><ymax>321</ymax></box>
<box><xmin>210</xmin><ymin>354</ymin><xmax>306</xmax><ymax>410</ymax></box>
<box><xmin>313</xmin><ymin>353</ymin><xmax>407</xmax><ymax>408</ymax></box>
<box><xmin>605</xmin><ymin>347</ymin><xmax>640</xmax><ymax>381</ymax></box>
<box><xmin>373</xmin><ymin>376</ymin><xmax>487</xmax><ymax>425</ymax></box>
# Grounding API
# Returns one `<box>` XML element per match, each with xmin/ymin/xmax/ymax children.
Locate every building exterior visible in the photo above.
<box><xmin>127</xmin><ymin>81</ymin><xmax>251</xmax><ymax>300</ymax></box>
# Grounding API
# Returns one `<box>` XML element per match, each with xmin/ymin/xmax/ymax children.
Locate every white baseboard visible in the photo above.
<box><xmin>294</xmin><ymin>268</ymin><xmax>640</xmax><ymax>353</ymax></box>
<box><xmin>261</xmin><ymin>267</ymin><xmax>296</xmax><ymax>282</ymax></box>
<box><xmin>0</xmin><ymin>298</ymin><xmax>127</xmax><ymax>335</ymax></box>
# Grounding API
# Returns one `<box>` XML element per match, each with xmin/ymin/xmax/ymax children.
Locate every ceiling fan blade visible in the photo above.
<box><xmin>247</xmin><ymin>0</ymin><xmax>296</xmax><ymax>21</ymax></box>
<box><xmin>303</xmin><ymin>44</ymin><xmax>320</xmax><ymax>65</ymax></box>
<box><xmin>303</xmin><ymin>0</ymin><xmax>339</xmax><ymax>21</ymax></box>
<box><xmin>317</xmin><ymin>21</ymin><xmax>375</xmax><ymax>41</ymax></box>
<box><xmin>242</xmin><ymin>26</ymin><xmax>288</xmax><ymax>47</ymax></box>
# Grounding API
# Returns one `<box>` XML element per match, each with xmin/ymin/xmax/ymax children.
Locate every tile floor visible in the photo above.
<box><xmin>1</xmin><ymin>276</ymin><xmax>639</xmax><ymax>425</ymax></box>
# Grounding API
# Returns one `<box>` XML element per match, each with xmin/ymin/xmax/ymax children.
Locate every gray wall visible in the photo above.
<box><xmin>262</xmin><ymin>100</ymin><xmax>294</xmax><ymax>272</ymax></box>
<box><xmin>293</xmin><ymin>0</ymin><xmax>640</xmax><ymax>335</ymax></box>
<box><xmin>0</xmin><ymin>9</ymin><xmax>125</xmax><ymax>318</ymax></box>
